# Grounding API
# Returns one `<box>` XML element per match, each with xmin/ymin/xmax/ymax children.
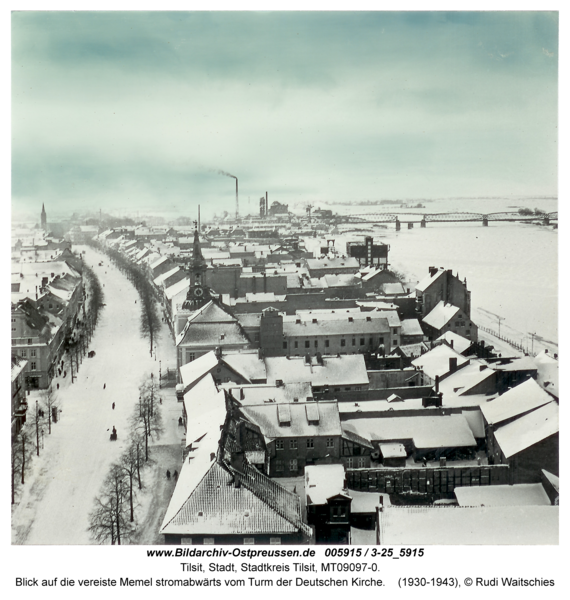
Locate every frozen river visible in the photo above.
<box><xmin>312</xmin><ymin>213</ymin><xmax>558</xmax><ymax>354</ymax></box>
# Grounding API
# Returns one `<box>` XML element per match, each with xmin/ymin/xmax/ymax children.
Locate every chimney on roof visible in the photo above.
<box><xmin>215</xmin><ymin>346</ymin><xmax>222</xmax><ymax>359</ymax></box>
<box><xmin>435</xmin><ymin>375</ymin><xmax>440</xmax><ymax>393</ymax></box>
<box><xmin>304</xmin><ymin>354</ymin><xmax>311</xmax><ymax>365</ymax></box>
<box><xmin>276</xmin><ymin>379</ymin><xmax>284</xmax><ymax>387</ymax></box>
<box><xmin>429</xmin><ymin>266</ymin><xmax>437</xmax><ymax>276</ymax></box>
<box><xmin>450</xmin><ymin>339</ymin><xmax>454</xmax><ymax>349</ymax></box>
<box><xmin>240</xmin><ymin>388</ymin><xmax>245</xmax><ymax>400</ymax></box>
<box><xmin>449</xmin><ymin>357</ymin><xmax>458</xmax><ymax>373</ymax></box>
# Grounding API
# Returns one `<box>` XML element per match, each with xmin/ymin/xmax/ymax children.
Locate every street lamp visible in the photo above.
<box><xmin>41</xmin><ymin>428</ymin><xmax>44</xmax><ymax>450</ymax></box>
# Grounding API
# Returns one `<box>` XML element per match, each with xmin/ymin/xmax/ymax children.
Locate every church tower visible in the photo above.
<box><xmin>40</xmin><ymin>203</ymin><xmax>47</xmax><ymax>231</ymax></box>
<box><xmin>182</xmin><ymin>224</ymin><xmax>211</xmax><ymax>310</ymax></box>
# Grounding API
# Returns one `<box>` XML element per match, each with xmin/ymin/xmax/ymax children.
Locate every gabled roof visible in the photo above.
<box><xmin>494</xmin><ymin>401</ymin><xmax>558</xmax><ymax>459</ymax></box>
<box><xmin>436</xmin><ymin>331</ymin><xmax>473</xmax><ymax>354</ymax></box>
<box><xmin>153</xmin><ymin>266</ymin><xmax>180</xmax><ymax>286</ymax></box>
<box><xmin>178</xmin><ymin>322</ymin><xmax>250</xmax><ymax>348</ymax></box>
<box><xmin>411</xmin><ymin>344</ymin><xmax>468</xmax><ymax>379</ymax></box>
<box><xmin>415</xmin><ymin>268</ymin><xmax>445</xmax><ymax>293</ymax></box>
<box><xmin>422</xmin><ymin>301</ymin><xmax>461</xmax><ymax>330</ymax></box>
<box><xmin>164</xmin><ymin>277</ymin><xmax>190</xmax><ymax>300</ymax></box>
<box><xmin>241</xmin><ymin>401</ymin><xmax>342</xmax><ymax>441</ymax></box>
<box><xmin>187</xmin><ymin>300</ymin><xmax>237</xmax><ymax>325</ymax></box>
<box><xmin>401</xmin><ymin>319</ymin><xmax>424</xmax><ymax>337</ymax></box>
<box><xmin>179</xmin><ymin>352</ymin><xmax>219</xmax><ymax>393</ymax></box>
<box><xmin>480</xmin><ymin>378</ymin><xmax>553</xmax><ymax>426</ymax></box>
<box><xmin>221</xmin><ymin>352</ymin><xmax>267</xmax><ymax>383</ymax></box>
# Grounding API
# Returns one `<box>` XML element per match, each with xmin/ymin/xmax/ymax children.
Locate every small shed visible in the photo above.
<box><xmin>379</xmin><ymin>443</ymin><xmax>407</xmax><ymax>467</ymax></box>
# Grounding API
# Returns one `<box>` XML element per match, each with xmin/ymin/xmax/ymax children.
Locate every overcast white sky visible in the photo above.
<box><xmin>11</xmin><ymin>11</ymin><xmax>558</xmax><ymax>220</ymax></box>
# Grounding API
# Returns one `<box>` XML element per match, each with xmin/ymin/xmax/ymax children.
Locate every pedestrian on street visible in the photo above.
<box><xmin>173</xmin><ymin>470</ymin><xmax>178</xmax><ymax>481</ymax></box>
<box><xmin>112</xmin><ymin>402</ymin><xmax>115</xmax><ymax>410</ymax></box>
<box><xmin>178</xmin><ymin>416</ymin><xmax>183</xmax><ymax>426</ymax></box>
<box><xmin>166</xmin><ymin>470</ymin><xmax>171</xmax><ymax>479</ymax></box>
<box><xmin>159</xmin><ymin>397</ymin><xmax>162</xmax><ymax>405</ymax></box>
<box><xmin>57</xmin><ymin>383</ymin><xmax>59</xmax><ymax>390</ymax></box>
<box><xmin>103</xmin><ymin>383</ymin><xmax>106</xmax><ymax>389</ymax></box>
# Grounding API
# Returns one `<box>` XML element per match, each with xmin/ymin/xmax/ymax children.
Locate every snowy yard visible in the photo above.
<box><xmin>11</xmin><ymin>246</ymin><xmax>182</xmax><ymax>545</ymax></box>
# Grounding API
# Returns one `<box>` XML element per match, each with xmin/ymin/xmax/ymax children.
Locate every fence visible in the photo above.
<box><xmin>478</xmin><ymin>325</ymin><xmax>533</xmax><ymax>356</ymax></box>
<box><xmin>346</xmin><ymin>464</ymin><xmax>509</xmax><ymax>495</ymax></box>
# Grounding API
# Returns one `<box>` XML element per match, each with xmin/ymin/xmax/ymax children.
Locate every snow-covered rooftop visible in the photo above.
<box><xmin>422</xmin><ymin>301</ymin><xmax>460</xmax><ymax>330</ymax></box>
<box><xmin>179</xmin><ymin>352</ymin><xmax>218</xmax><ymax>393</ymax></box>
<box><xmin>378</xmin><ymin>505</ymin><xmax>558</xmax><ymax>545</ymax></box>
<box><xmin>436</xmin><ymin>331</ymin><xmax>473</xmax><ymax>354</ymax></box>
<box><xmin>343</xmin><ymin>414</ymin><xmax>476</xmax><ymax>449</ymax></box>
<box><xmin>305</xmin><ymin>464</ymin><xmax>348</xmax><ymax>506</ymax></box>
<box><xmin>454</xmin><ymin>483</ymin><xmax>551</xmax><ymax>507</ymax></box>
<box><xmin>411</xmin><ymin>344</ymin><xmax>469</xmax><ymax>379</ymax></box>
<box><xmin>494</xmin><ymin>400</ymin><xmax>558</xmax><ymax>459</ymax></box>
<box><xmin>480</xmin><ymin>378</ymin><xmax>553</xmax><ymax>426</ymax></box>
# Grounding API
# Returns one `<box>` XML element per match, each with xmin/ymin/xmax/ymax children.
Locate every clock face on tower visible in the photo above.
<box><xmin>193</xmin><ymin>286</ymin><xmax>204</xmax><ymax>298</ymax></box>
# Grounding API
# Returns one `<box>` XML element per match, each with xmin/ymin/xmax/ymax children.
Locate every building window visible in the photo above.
<box><xmin>27</xmin><ymin>338</ymin><xmax>32</xmax><ymax>345</ymax></box>
<box><xmin>31</xmin><ymin>349</ymin><xmax>37</xmax><ymax>357</ymax></box>
<box><xmin>326</xmin><ymin>438</ymin><xmax>334</xmax><ymax>448</ymax></box>
<box><xmin>243</xmin><ymin>538</ymin><xmax>255</xmax><ymax>545</ymax></box>
<box><xmin>294</xmin><ymin>341</ymin><xmax>298</xmax><ymax>349</ymax></box>
<box><xmin>254</xmin><ymin>333</ymin><xmax>260</xmax><ymax>342</ymax></box>
<box><xmin>378</xmin><ymin>337</ymin><xmax>384</xmax><ymax>344</ymax></box>
<box><xmin>352</xmin><ymin>338</ymin><xmax>356</xmax><ymax>346</ymax></box>
<box><xmin>203</xmin><ymin>538</ymin><xmax>215</xmax><ymax>545</ymax></box>
<box><xmin>347</xmin><ymin>458</ymin><xmax>353</xmax><ymax>468</ymax></box>
<box><xmin>21</xmin><ymin>350</ymin><xmax>26</xmax><ymax>358</ymax></box>
<box><xmin>31</xmin><ymin>362</ymin><xmax>37</xmax><ymax>371</ymax></box>
<box><xmin>275</xmin><ymin>460</ymin><xmax>284</xmax><ymax>472</ymax></box>
<box><xmin>289</xmin><ymin>439</ymin><xmax>298</xmax><ymax>450</ymax></box>
<box><xmin>341</xmin><ymin>339</ymin><xmax>346</xmax><ymax>347</ymax></box>
<box><xmin>392</xmin><ymin>339</ymin><xmax>398</xmax><ymax>346</ymax></box>
<box><xmin>276</xmin><ymin>440</ymin><xmax>284</xmax><ymax>450</ymax></box>
<box><xmin>306</xmin><ymin>438</ymin><xmax>314</xmax><ymax>448</ymax></box>
<box><xmin>314</xmin><ymin>340</ymin><xmax>318</xmax><ymax>348</ymax></box>
<box><xmin>269</xmin><ymin>537</ymin><xmax>281</xmax><ymax>545</ymax></box>
<box><xmin>357</xmin><ymin>457</ymin><xmax>366</xmax><ymax>468</ymax></box>
<box><xmin>180</xmin><ymin>537</ymin><xmax>192</xmax><ymax>545</ymax></box>
<box><xmin>360</xmin><ymin>338</ymin><xmax>365</xmax><ymax>345</ymax></box>
<box><xmin>283</xmin><ymin>341</ymin><xmax>288</xmax><ymax>349</ymax></box>
<box><xmin>366</xmin><ymin>316</ymin><xmax>371</xmax><ymax>322</ymax></box>
<box><xmin>186</xmin><ymin>352</ymin><xmax>195</xmax><ymax>362</ymax></box>
<box><xmin>305</xmin><ymin>340</ymin><xmax>310</xmax><ymax>348</ymax></box>
<box><xmin>325</xmin><ymin>339</ymin><xmax>330</xmax><ymax>347</ymax></box>
<box><xmin>289</xmin><ymin>459</ymin><xmax>298</xmax><ymax>472</ymax></box>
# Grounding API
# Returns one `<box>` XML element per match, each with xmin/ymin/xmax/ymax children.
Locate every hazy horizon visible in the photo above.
<box><xmin>12</xmin><ymin>11</ymin><xmax>558</xmax><ymax>221</ymax></box>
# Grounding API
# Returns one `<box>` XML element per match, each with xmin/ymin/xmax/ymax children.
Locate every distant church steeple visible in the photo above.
<box><xmin>182</xmin><ymin>222</ymin><xmax>211</xmax><ymax>310</ymax></box>
<box><xmin>40</xmin><ymin>203</ymin><xmax>47</xmax><ymax>231</ymax></box>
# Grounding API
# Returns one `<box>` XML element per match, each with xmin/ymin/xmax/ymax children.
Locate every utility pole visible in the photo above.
<box><xmin>496</xmin><ymin>315</ymin><xmax>504</xmax><ymax>338</ymax></box>
<box><xmin>529</xmin><ymin>332</ymin><xmax>537</xmax><ymax>355</ymax></box>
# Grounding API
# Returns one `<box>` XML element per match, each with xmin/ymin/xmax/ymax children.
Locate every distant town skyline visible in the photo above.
<box><xmin>12</xmin><ymin>11</ymin><xmax>558</xmax><ymax>220</ymax></box>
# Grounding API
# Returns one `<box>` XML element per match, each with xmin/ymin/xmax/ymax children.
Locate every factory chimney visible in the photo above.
<box><xmin>265</xmin><ymin>191</ymin><xmax>268</xmax><ymax>217</ymax></box>
<box><xmin>235</xmin><ymin>178</ymin><xmax>239</xmax><ymax>220</ymax></box>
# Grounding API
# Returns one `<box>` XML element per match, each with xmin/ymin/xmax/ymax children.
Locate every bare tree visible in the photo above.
<box><xmin>88</xmin><ymin>464</ymin><xmax>134</xmax><ymax>545</ymax></box>
<box><xmin>132</xmin><ymin>376</ymin><xmax>163</xmax><ymax>462</ymax></box>
<box><xmin>41</xmin><ymin>388</ymin><xmax>59</xmax><ymax>435</ymax></box>
<box><xmin>11</xmin><ymin>426</ymin><xmax>34</xmax><ymax>504</ymax></box>
<box><xmin>120</xmin><ymin>444</ymin><xmax>143</xmax><ymax>522</ymax></box>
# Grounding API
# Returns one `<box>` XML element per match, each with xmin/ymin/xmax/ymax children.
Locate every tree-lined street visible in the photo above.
<box><xmin>11</xmin><ymin>246</ymin><xmax>180</xmax><ymax>545</ymax></box>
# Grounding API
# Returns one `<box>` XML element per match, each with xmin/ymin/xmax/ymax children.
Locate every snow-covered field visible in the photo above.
<box><xmin>11</xmin><ymin>246</ymin><xmax>180</xmax><ymax>545</ymax></box>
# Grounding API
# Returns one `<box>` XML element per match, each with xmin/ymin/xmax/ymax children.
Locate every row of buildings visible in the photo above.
<box><xmin>90</xmin><ymin>219</ymin><xmax>557</xmax><ymax>545</ymax></box>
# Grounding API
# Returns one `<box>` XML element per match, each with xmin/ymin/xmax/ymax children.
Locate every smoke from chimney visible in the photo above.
<box><xmin>216</xmin><ymin>170</ymin><xmax>239</xmax><ymax>220</ymax></box>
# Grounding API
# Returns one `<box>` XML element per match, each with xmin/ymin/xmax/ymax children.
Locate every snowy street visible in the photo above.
<box><xmin>11</xmin><ymin>246</ymin><xmax>182</xmax><ymax>545</ymax></box>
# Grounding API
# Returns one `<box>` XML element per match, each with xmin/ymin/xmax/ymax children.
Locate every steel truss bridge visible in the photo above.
<box><xmin>346</xmin><ymin>211</ymin><xmax>558</xmax><ymax>226</ymax></box>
